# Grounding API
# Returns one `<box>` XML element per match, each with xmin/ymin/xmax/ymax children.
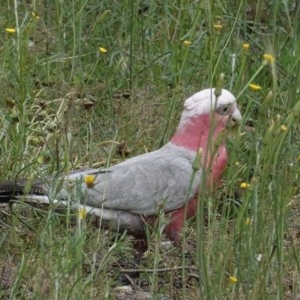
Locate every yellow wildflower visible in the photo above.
<box><xmin>280</xmin><ymin>124</ymin><xmax>287</xmax><ymax>132</ymax></box>
<box><xmin>78</xmin><ymin>207</ymin><xmax>87</xmax><ymax>220</ymax></box>
<box><xmin>99</xmin><ymin>47</ymin><xmax>107</xmax><ymax>54</ymax></box>
<box><xmin>31</xmin><ymin>12</ymin><xmax>40</xmax><ymax>20</ymax></box>
<box><xmin>214</xmin><ymin>23</ymin><xmax>223</xmax><ymax>30</ymax></box>
<box><xmin>242</xmin><ymin>43</ymin><xmax>250</xmax><ymax>51</ymax></box>
<box><xmin>229</xmin><ymin>276</ymin><xmax>238</xmax><ymax>283</ymax></box>
<box><xmin>84</xmin><ymin>174</ymin><xmax>96</xmax><ymax>188</ymax></box>
<box><xmin>240</xmin><ymin>182</ymin><xmax>250</xmax><ymax>189</ymax></box>
<box><xmin>249</xmin><ymin>83</ymin><xmax>262</xmax><ymax>91</ymax></box>
<box><xmin>5</xmin><ymin>28</ymin><xmax>16</xmax><ymax>34</ymax></box>
<box><xmin>245</xmin><ymin>217</ymin><xmax>252</xmax><ymax>225</ymax></box>
<box><xmin>235</xmin><ymin>161</ymin><xmax>240</xmax><ymax>166</ymax></box>
<box><xmin>183</xmin><ymin>40</ymin><xmax>191</xmax><ymax>46</ymax></box>
<box><xmin>263</xmin><ymin>53</ymin><xmax>275</xmax><ymax>64</ymax></box>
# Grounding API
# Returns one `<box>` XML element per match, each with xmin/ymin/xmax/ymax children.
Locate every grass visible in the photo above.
<box><xmin>0</xmin><ymin>0</ymin><xmax>300</xmax><ymax>299</ymax></box>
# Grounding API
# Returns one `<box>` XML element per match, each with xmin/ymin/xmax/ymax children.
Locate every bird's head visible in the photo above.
<box><xmin>179</xmin><ymin>88</ymin><xmax>241</xmax><ymax>130</ymax></box>
<box><xmin>171</xmin><ymin>88</ymin><xmax>242</xmax><ymax>152</ymax></box>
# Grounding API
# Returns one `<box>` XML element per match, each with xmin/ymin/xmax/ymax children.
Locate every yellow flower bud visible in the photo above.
<box><xmin>263</xmin><ymin>53</ymin><xmax>275</xmax><ymax>64</ymax></box>
<box><xmin>99</xmin><ymin>47</ymin><xmax>107</xmax><ymax>54</ymax></box>
<box><xmin>183</xmin><ymin>40</ymin><xmax>191</xmax><ymax>46</ymax></box>
<box><xmin>84</xmin><ymin>174</ymin><xmax>96</xmax><ymax>188</ymax></box>
<box><xmin>242</xmin><ymin>43</ymin><xmax>250</xmax><ymax>50</ymax></box>
<box><xmin>229</xmin><ymin>276</ymin><xmax>238</xmax><ymax>283</ymax></box>
<box><xmin>249</xmin><ymin>83</ymin><xmax>262</xmax><ymax>91</ymax></box>
<box><xmin>214</xmin><ymin>24</ymin><xmax>223</xmax><ymax>30</ymax></box>
<box><xmin>6</xmin><ymin>28</ymin><xmax>16</xmax><ymax>33</ymax></box>
<box><xmin>78</xmin><ymin>207</ymin><xmax>87</xmax><ymax>220</ymax></box>
<box><xmin>240</xmin><ymin>182</ymin><xmax>250</xmax><ymax>189</ymax></box>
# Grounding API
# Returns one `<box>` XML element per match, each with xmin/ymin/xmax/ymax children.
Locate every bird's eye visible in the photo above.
<box><xmin>216</xmin><ymin>104</ymin><xmax>231</xmax><ymax>115</ymax></box>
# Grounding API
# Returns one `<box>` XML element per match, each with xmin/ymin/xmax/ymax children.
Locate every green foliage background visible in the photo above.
<box><xmin>0</xmin><ymin>0</ymin><xmax>300</xmax><ymax>299</ymax></box>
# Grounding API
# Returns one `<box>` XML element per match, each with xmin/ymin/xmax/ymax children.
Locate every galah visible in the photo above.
<box><xmin>0</xmin><ymin>88</ymin><xmax>242</xmax><ymax>251</ymax></box>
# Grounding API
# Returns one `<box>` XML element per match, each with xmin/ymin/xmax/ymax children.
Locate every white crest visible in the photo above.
<box><xmin>179</xmin><ymin>88</ymin><xmax>238</xmax><ymax>125</ymax></box>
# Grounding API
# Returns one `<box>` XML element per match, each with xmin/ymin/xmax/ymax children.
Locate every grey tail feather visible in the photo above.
<box><xmin>0</xmin><ymin>178</ymin><xmax>47</xmax><ymax>203</ymax></box>
<box><xmin>0</xmin><ymin>176</ymin><xmax>146</xmax><ymax>235</ymax></box>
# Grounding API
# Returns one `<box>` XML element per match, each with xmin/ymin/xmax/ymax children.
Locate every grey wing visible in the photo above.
<box><xmin>92</xmin><ymin>156</ymin><xmax>201</xmax><ymax>215</ymax></box>
<box><xmin>55</xmin><ymin>151</ymin><xmax>202</xmax><ymax>215</ymax></box>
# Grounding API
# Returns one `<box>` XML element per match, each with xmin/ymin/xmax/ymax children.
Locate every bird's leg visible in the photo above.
<box><xmin>163</xmin><ymin>210</ymin><xmax>184</xmax><ymax>246</ymax></box>
<box><xmin>115</xmin><ymin>233</ymin><xmax>149</xmax><ymax>285</ymax></box>
<box><xmin>163</xmin><ymin>208</ymin><xmax>196</xmax><ymax>255</ymax></box>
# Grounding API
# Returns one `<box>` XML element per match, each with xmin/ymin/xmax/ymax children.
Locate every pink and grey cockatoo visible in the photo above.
<box><xmin>0</xmin><ymin>88</ymin><xmax>241</xmax><ymax>250</ymax></box>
